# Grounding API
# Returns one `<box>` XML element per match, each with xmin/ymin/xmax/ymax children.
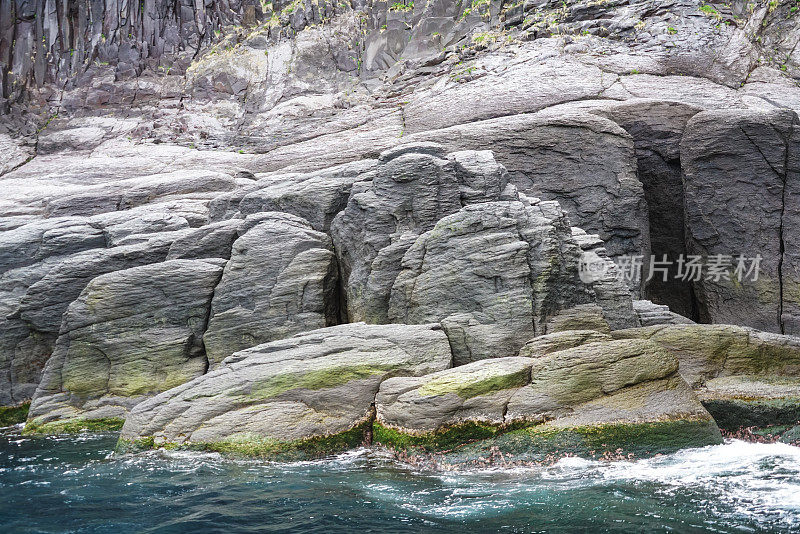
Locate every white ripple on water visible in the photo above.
<box><xmin>353</xmin><ymin>440</ymin><xmax>800</xmax><ymax>526</ymax></box>
<box><xmin>596</xmin><ymin>439</ymin><xmax>800</xmax><ymax>527</ymax></box>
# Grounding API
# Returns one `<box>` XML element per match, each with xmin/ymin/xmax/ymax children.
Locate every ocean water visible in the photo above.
<box><xmin>2</xmin><ymin>426</ymin><xmax>800</xmax><ymax>533</ymax></box>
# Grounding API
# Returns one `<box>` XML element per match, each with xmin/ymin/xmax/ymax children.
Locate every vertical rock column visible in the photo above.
<box><xmin>681</xmin><ymin>109</ymin><xmax>799</xmax><ymax>333</ymax></box>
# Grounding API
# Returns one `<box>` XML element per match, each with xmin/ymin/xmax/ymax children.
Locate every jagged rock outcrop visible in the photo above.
<box><xmin>1</xmin><ymin>0</ymin><xmax>269</xmax><ymax>107</ymax></box>
<box><xmin>374</xmin><ymin>339</ymin><xmax>722</xmax><ymax>461</ymax></box>
<box><xmin>330</xmin><ymin>144</ymin><xmax>515</xmax><ymax>324</ymax></box>
<box><xmin>203</xmin><ymin>212</ymin><xmax>339</xmax><ymax>367</ymax></box>
<box><xmin>208</xmin><ymin>159</ymin><xmax>378</xmax><ymax>231</ymax></box>
<box><xmin>613</xmin><ymin>324</ymin><xmax>800</xmax><ymax>429</ymax></box>
<box><xmin>387</xmin><ymin>199</ymin><xmax>594</xmax><ymax>364</ymax></box>
<box><xmin>26</xmin><ymin>259</ymin><xmax>225</xmax><ymax>432</ymax></box>
<box><xmin>409</xmin><ymin>109</ymin><xmax>651</xmax><ymax>273</ymax></box>
<box><xmin>118</xmin><ymin>323</ymin><xmax>453</xmax><ymax>457</ymax></box>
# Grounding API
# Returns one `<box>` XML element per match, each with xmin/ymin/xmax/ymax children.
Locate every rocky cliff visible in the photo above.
<box><xmin>2</xmin><ymin>0</ymin><xmax>800</xmax><ymax>462</ymax></box>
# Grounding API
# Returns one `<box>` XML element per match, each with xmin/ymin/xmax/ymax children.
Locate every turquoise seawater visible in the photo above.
<box><xmin>3</xmin><ymin>426</ymin><xmax>800</xmax><ymax>533</ymax></box>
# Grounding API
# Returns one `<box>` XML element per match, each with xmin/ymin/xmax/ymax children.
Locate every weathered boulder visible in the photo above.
<box><xmin>388</xmin><ymin>200</ymin><xmax>594</xmax><ymax>364</ymax></box>
<box><xmin>374</xmin><ymin>339</ymin><xmax>721</xmax><ymax>462</ymax></box>
<box><xmin>681</xmin><ymin>109</ymin><xmax>800</xmax><ymax>333</ymax></box>
<box><xmin>25</xmin><ymin>259</ymin><xmax>225</xmax><ymax>433</ymax></box>
<box><xmin>118</xmin><ymin>323</ymin><xmax>453</xmax><ymax>458</ymax></box>
<box><xmin>517</xmin><ymin>330</ymin><xmax>613</xmax><ymax>357</ymax></box>
<box><xmin>330</xmin><ymin>144</ymin><xmax>513</xmax><ymax>324</ymax></box>
<box><xmin>202</xmin><ymin>213</ymin><xmax>339</xmax><ymax>367</ymax></box>
<box><xmin>0</xmin><ymin>229</ymin><xmax>189</xmax><ymax>406</ymax></box>
<box><xmin>612</xmin><ymin>324</ymin><xmax>800</xmax><ymax>429</ymax></box>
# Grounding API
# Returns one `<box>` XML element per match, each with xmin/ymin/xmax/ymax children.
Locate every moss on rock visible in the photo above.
<box><xmin>702</xmin><ymin>397</ymin><xmax>800</xmax><ymax>430</ymax></box>
<box><xmin>0</xmin><ymin>402</ymin><xmax>30</xmax><ymax>427</ymax></box>
<box><xmin>373</xmin><ymin>421</ymin><xmax>512</xmax><ymax>451</ymax></box>
<box><xmin>117</xmin><ymin>420</ymin><xmax>372</xmax><ymax>461</ymax></box>
<box><xmin>249</xmin><ymin>364</ymin><xmax>392</xmax><ymax>400</ymax></box>
<box><xmin>23</xmin><ymin>416</ymin><xmax>125</xmax><ymax>435</ymax></box>
<box><xmin>374</xmin><ymin>417</ymin><xmax>722</xmax><ymax>460</ymax></box>
<box><xmin>417</xmin><ymin>366</ymin><xmax>530</xmax><ymax>399</ymax></box>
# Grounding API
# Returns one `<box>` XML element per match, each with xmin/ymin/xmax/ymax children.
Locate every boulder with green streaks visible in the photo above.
<box><xmin>119</xmin><ymin>323</ymin><xmax>452</xmax><ymax>457</ymax></box>
<box><xmin>375</xmin><ymin>339</ymin><xmax>719</xmax><ymax>458</ymax></box>
<box><xmin>611</xmin><ymin>324</ymin><xmax>800</xmax><ymax>429</ymax></box>
<box><xmin>25</xmin><ymin>259</ymin><xmax>224</xmax><ymax>432</ymax></box>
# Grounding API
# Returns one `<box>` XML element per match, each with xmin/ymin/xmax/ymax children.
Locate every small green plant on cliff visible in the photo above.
<box><xmin>472</xmin><ymin>31</ymin><xmax>498</xmax><ymax>45</ymax></box>
<box><xmin>461</xmin><ymin>0</ymin><xmax>490</xmax><ymax>20</ymax></box>
<box><xmin>667</xmin><ymin>26</ymin><xmax>677</xmax><ymax>34</ymax></box>
<box><xmin>389</xmin><ymin>1</ymin><xmax>413</xmax><ymax>12</ymax></box>
<box><xmin>700</xmin><ymin>4</ymin><xmax>722</xmax><ymax>20</ymax></box>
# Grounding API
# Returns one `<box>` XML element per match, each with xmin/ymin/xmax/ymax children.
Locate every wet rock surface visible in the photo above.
<box><xmin>1</xmin><ymin>0</ymin><xmax>800</xmax><ymax>462</ymax></box>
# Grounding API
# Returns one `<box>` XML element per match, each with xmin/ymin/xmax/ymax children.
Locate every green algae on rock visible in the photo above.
<box><xmin>373</xmin><ymin>339</ymin><xmax>722</xmax><ymax>461</ymax></box>
<box><xmin>118</xmin><ymin>420</ymin><xmax>373</xmax><ymax>461</ymax></box>
<box><xmin>612</xmin><ymin>324</ymin><xmax>800</xmax><ymax>431</ymax></box>
<box><xmin>23</xmin><ymin>259</ymin><xmax>227</xmax><ymax>433</ymax></box>
<box><xmin>0</xmin><ymin>402</ymin><xmax>30</xmax><ymax>427</ymax></box>
<box><xmin>23</xmin><ymin>417</ymin><xmax>124</xmax><ymax>435</ymax></box>
<box><xmin>117</xmin><ymin>323</ymin><xmax>452</xmax><ymax>459</ymax></box>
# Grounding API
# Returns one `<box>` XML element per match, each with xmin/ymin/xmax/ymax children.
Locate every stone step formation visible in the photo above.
<box><xmin>1</xmin><ymin>0</ymin><xmax>800</xmax><ymax>464</ymax></box>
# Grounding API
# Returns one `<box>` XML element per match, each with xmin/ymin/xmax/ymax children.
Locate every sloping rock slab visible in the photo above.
<box><xmin>612</xmin><ymin>324</ymin><xmax>800</xmax><ymax>429</ymax></box>
<box><xmin>118</xmin><ymin>323</ymin><xmax>452</xmax><ymax>459</ymax></box>
<box><xmin>374</xmin><ymin>339</ymin><xmax>721</xmax><ymax>464</ymax></box>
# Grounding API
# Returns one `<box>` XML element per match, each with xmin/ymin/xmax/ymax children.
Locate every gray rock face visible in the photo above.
<box><xmin>412</xmin><ymin>109</ymin><xmax>651</xmax><ymax>274</ymax></box>
<box><xmin>681</xmin><ymin>109</ymin><xmax>800</xmax><ymax>333</ymax></box>
<box><xmin>119</xmin><ymin>323</ymin><xmax>452</xmax><ymax>456</ymax></box>
<box><xmin>388</xmin><ymin>200</ymin><xmax>593</xmax><ymax>364</ymax></box>
<box><xmin>330</xmin><ymin>145</ymin><xmax>513</xmax><ymax>324</ymax></box>
<box><xmin>375</xmin><ymin>339</ymin><xmax>721</xmax><ymax>458</ymax></box>
<box><xmin>203</xmin><ymin>213</ymin><xmax>339</xmax><ymax>367</ymax></box>
<box><xmin>633</xmin><ymin>300</ymin><xmax>696</xmax><ymax>327</ymax></box>
<box><xmin>27</xmin><ymin>259</ymin><xmax>225</xmax><ymax>429</ymax></box>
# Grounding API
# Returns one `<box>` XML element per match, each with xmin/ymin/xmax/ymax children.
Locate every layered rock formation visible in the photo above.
<box><xmin>119</xmin><ymin>323</ymin><xmax>453</xmax><ymax>457</ymax></box>
<box><xmin>26</xmin><ymin>259</ymin><xmax>224</xmax><ymax>432</ymax></box>
<box><xmin>1</xmin><ymin>0</ymin><xmax>800</xmax><ymax>464</ymax></box>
